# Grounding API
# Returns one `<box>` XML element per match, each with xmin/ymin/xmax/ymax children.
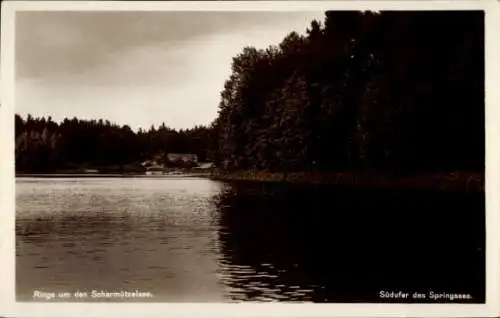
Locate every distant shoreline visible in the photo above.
<box><xmin>210</xmin><ymin>170</ymin><xmax>484</xmax><ymax>192</ymax></box>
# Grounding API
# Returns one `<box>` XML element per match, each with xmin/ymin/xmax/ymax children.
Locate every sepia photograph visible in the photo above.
<box><xmin>1</xmin><ymin>0</ymin><xmax>499</xmax><ymax>317</ymax></box>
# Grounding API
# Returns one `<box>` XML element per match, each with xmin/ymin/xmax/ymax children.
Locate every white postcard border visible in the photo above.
<box><xmin>1</xmin><ymin>1</ymin><xmax>499</xmax><ymax>317</ymax></box>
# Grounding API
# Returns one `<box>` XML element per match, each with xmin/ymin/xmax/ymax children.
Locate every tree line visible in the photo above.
<box><xmin>15</xmin><ymin>114</ymin><xmax>215</xmax><ymax>173</ymax></box>
<box><xmin>212</xmin><ymin>11</ymin><xmax>484</xmax><ymax>175</ymax></box>
<box><xmin>16</xmin><ymin>11</ymin><xmax>484</xmax><ymax>175</ymax></box>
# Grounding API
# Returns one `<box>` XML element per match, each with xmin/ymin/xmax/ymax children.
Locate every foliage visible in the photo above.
<box><xmin>213</xmin><ymin>11</ymin><xmax>484</xmax><ymax>175</ymax></box>
<box><xmin>15</xmin><ymin>114</ymin><xmax>214</xmax><ymax>173</ymax></box>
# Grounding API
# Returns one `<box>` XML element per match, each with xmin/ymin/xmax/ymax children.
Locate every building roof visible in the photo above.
<box><xmin>146</xmin><ymin>165</ymin><xmax>164</xmax><ymax>171</ymax></box>
<box><xmin>198</xmin><ymin>162</ymin><xmax>214</xmax><ymax>169</ymax></box>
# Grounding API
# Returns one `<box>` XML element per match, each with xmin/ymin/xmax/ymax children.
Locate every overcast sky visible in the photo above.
<box><xmin>16</xmin><ymin>11</ymin><xmax>324</xmax><ymax>131</ymax></box>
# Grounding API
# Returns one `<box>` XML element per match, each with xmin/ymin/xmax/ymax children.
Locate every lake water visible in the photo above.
<box><xmin>16</xmin><ymin>177</ymin><xmax>485</xmax><ymax>302</ymax></box>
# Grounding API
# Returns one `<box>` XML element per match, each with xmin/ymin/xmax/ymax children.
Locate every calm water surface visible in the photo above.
<box><xmin>16</xmin><ymin>177</ymin><xmax>485</xmax><ymax>302</ymax></box>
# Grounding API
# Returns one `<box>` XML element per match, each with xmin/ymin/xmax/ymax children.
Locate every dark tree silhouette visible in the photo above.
<box><xmin>15</xmin><ymin>114</ymin><xmax>215</xmax><ymax>173</ymax></box>
<box><xmin>213</xmin><ymin>11</ymin><xmax>484</xmax><ymax>176</ymax></box>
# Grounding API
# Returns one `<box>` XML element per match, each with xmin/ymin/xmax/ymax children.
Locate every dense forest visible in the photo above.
<box><xmin>213</xmin><ymin>11</ymin><xmax>484</xmax><ymax>175</ymax></box>
<box><xmin>15</xmin><ymin>114</ymin><xmax>215</xmax><ymax>173</ymax></box>
<box><xmin>16</xmin><ymin>11</ymin><xmax>484</xmax><ymax>176</ymax></box>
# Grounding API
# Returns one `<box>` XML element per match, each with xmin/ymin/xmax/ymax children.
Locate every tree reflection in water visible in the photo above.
<box><xmin>213</xmin><ymin>181</ymin><xmax>485</xmax><ymax>303</ymax></box>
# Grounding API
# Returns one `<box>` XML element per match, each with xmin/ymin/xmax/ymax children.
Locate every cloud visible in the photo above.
<box><xmin>16</xmin><ymin>11</ymin><xmax>324</xmax><ymax>80</ymax></box>
<box><xmin>15</xmin><ymin>11</ymin><xmax>325</xmax><ymax>130</ymax></box>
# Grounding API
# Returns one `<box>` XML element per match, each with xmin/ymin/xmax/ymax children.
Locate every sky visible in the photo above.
<box><xmin>16</xmin><ymin>11</ymin><xmax>324</xmax><ymax>131</ymax></box>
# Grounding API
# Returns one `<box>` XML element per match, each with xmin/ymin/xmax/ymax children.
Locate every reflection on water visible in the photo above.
<box><xmin>215</xmin><ymin>182</ymin><xmax>485</xmax><ymax>302</ymax></box>
<box><xmin>16</xmin><ymin>177</ymin><xmax>485</xmax><ymax>302</ymax></box>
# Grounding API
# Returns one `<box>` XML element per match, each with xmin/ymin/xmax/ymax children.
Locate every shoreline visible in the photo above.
<box><xmin>16</xmin><ymin>172</ymin><xmax>213</xmax><ymax>178</ymax></box>
<box><xmin>16</xmin><ymin>170</ymin><xmax>485</xmax><ymax>192</ymax></box>
<box><xmin>209</xmin><ymin>170</ymin><xmax>484</xmax><ymax>192</ymax></box>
